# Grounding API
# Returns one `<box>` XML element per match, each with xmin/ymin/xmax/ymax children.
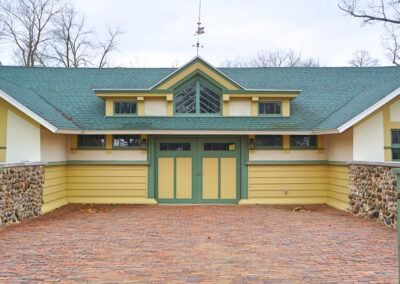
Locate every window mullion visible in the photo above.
<box><xmin>196</xmin><ymin>81</ymin><xmax>200</xmax><ymax>114</ymax></box>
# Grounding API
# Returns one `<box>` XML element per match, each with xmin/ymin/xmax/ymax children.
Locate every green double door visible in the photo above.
<box><xmin>155</xmin><ymin>137</ymin><xmax>241</xmax><ymax>204</ymax></box>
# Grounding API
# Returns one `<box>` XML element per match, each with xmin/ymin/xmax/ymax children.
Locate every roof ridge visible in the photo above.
<box><xmin>0</xmin><ymin>65</ymin><xmax>177</xmax><ymax>70</ymax></box>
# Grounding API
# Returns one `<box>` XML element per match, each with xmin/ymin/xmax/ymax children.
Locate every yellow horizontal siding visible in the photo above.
<box><xmin>247</xmin><ymin>165</ymin><xmax>329</xmax><ymax>204</ymax></box>
<box><xmin>240</xmin><ymin>197</ymin><xmax>327</xmax><ymax>205</ymax></box>
<box><xmin>68</xmin><ymin>197</ymin><xmax>156</xmax><ymax>204</ymax></box>
<box><xmin>326</xmin><ymin>165</ymin><xmax>350</xmax><ymax>211</ymax></box>
<box><xmin>42</xmin><ymin>165</ymin><xmax>68</xmax><ymax>213</ymax></box>
<box><xmin>66</xmin><ymin>164</ymin><xmax>148</xmax><ymax>202</ymax></box>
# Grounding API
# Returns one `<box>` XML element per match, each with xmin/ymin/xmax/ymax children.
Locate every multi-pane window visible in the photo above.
<box><xmin>77</xmin><ymin>135</ymin><xmax>105</xmax><ymax>148</ymax></box>
<box><xmin>255</xmin><ymin>135</ymin><xmax>283</xmax><ymax>148</ymax></box>
<box><xmin>259</xmin><ymin>102</ymin><xmax>281</xmax><ymax>116</ymax></box>
<box><xmin>175</xmin><ymin>79</ymin><xmax>221</xmax><ymax>115</ymax></box>
<box><xmin>290</xmin><ymin>135</ymin><xmax>317</xmax><ymax>148</ymax></box>
<box><xmin>160</xmin><ymin>143</ymin><xmax>191</xmax><ymax>151</ymax></box>
<box><xmin>204</xmin><ymin>143</ymin><xmax>235</xmax><ymax>151</ymax></box>
<box><xmin>114</xmin><ymin>101</ymin><xmax>137</xmax><ymax>115</ymax></box>
<box><xmin>113</xmin><ymin>135</ymin><xmax>141</xmax><ymax>148</ymax></box>
<box><xmin>392</xmin><ymin>130</ymin><xmax>400</xmax><ymax>161</ymax></box>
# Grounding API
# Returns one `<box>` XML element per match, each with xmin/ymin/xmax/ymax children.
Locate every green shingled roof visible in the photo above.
<box><xmin>0</xmin><ymin>60</ymin><xmax>400</xmax><ymax>132</ymax></box>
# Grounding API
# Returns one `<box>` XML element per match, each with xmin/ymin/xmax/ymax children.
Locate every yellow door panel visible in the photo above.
<box><xmin>202</xmin><ymin>158</ymin><xmax>219</xmax><ymax>199</ymax></box>
<box><xmin>220</xmin><ymin>157</ymin><xmax>236</xmax><ymax>199</ymax></box>
<box><xmin>158</xmin><ymin>157</ymin><xmax>174</xmax><ymax>199</ymax></box>
<box><xmin>176</xmin><ymin>157</ymin><xmax>192</xmax><ymax>199</ymax></box>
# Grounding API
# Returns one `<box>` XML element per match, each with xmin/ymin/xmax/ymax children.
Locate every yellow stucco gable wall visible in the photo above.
<box><xmin>156</xmin><ymin>61</ymin><xmax>240</xmax><ymax>91</ymax></box>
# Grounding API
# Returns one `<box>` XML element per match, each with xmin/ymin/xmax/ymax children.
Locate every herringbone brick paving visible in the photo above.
<box><xmin>0</xmin><ymin>204</ymin><xmax>397</xmax><ymax>283</ymax></box>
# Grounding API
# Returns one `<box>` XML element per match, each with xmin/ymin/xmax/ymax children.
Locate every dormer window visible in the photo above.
<box><xmin>174</xmin><ymin>78</ymin><xmax>221</xmax><ymax>116</ymax></box>
<box><xmin>258</xmin><ymin>101</ymin><xmax>281</xmax><ymax>116</ymax></box>
<box><xmin>114</xmin><ymin>101</ymin><xmax>137</xmax><ymax>116</ymax></box>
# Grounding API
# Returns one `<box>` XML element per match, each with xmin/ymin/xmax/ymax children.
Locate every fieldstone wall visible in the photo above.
<box><xmin>348</xmin><ymin>164</ymin><xmax>398</xmax><ymax>228</ymax></box>
<box><xmin>0</xmin><ymin>165</ymin><xmax>44</xmax><ymax>228</ymax></box>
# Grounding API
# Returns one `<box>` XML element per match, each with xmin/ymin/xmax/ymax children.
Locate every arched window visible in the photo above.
<box><xmin>174</xmin><ymin>78</ymin><xmax>221</xmax><ymax>116</ymax></box>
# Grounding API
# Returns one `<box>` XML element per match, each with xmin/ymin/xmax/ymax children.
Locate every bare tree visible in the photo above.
<box><xmin>338</xmin><ymin>0</ymin><xmax>400</xmax><ymax>25</ymax></box>
<box><xmin>0</xmin><ymin>0</ymin><xmax>61</xmax><ymax>66</ymax></box>
<box><xmin>220</xmin><ymin>49</ymin><xmax>320</xmax><ymax>67</ymax></box>
<box><xmin>383</xmin><ymin>23</ymin><xmax>400</xmax><ymax>65</ymax></box>
<box><xmin>0</xmin><ymin>0</ymin><xmax>122</xmax><ymax>67</ymax></box>
<box><xmin>348</xmin><ymin>49</ymin><xmax>380</xmax><ymax>66</ymax></box>
<box><xmin>50</xmin><ymin>6</ymin><xmax>92</xmax><ymax>67</ymax></box>
<box><xmin>97</xmin><ymin>25</ymin><xmax>122</xmax><ymax>68</ymax></box>
<box><xmin>339</xmin><ymin>0</ymin><xmax>400</xmax><ymax>65</ymax></box>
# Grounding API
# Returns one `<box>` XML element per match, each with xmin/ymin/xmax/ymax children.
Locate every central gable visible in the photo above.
<box><xmin>153</xmin><ymin>57</ymin><xmax>243</xmax><ymax>91</ymax></box>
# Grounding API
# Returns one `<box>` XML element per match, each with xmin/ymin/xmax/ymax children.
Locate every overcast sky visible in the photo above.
<box><xmin>2</xmin><ymin>0</ymin><xmax>393</xmax><ymax>67</ymax></box>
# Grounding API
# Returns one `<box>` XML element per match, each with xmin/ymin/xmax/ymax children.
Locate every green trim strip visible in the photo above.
<box><xmin>224</xmin><ymin>90</ymin><xmax>301</xmax><ymax>95</ymax></box>
<box><xmin>147</xmin><ymin>136</ymin><xmax>155</xmax><ymax>199</ymax></box>
<box><xmin>71</xmin><ymin>148</ymin><xmax>142</xmax><ymax>151</ymax></box>
<box><xmin>0</xmin><ymin>147</ymin><xmax>6</xmax><ymax>150</ymax></box>
<box><xmin>95</xmin><ymin>89</ymin><xmax>171</xmax><ymax>94</ymax></box>
<box><xmin>240</xmin><ymin>136</ymin><xmax>249</xmax><ymax>199</ymax></box>
<box><xmin>46</xmin><ymin>160</ymin><xmax>149</xmax><ymax>166</ymax></box>
<box><xmin>246</xmin><ymin>160</ymin><xmax>349</xmax><ymax>165</ymax></box>
<box><xmin>255</xmin><ymin>147</ymin><xmax>324</xmax><ymax>151</ymax></box>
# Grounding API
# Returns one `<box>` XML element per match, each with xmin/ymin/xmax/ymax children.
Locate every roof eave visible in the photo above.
<box><xmin>0</xmin><ymin>88</ymin><xmax>58</xmax><ymax>133</ymax></box>
<box><xmin>337</xmin><ymin>85</ymin><xmax>400</xmax><ymax>133</ymax></box>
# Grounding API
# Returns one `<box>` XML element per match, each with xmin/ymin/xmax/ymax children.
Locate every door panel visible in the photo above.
<box><xmin>220</xmin><ymin>157</ymin><xmax>236</xmax><ymax>199</ymax></box>
<box><xmin>158</xmin><ymin>157</ymin><xmax>174</xmax><ymax>199</ymax></box>
<box><xmin>202</xmin><ymin>157</ymin><xmax>219</xmax><ymax>199</ymax></box>
<box><xmin>176</xmin><ymin>157</ymin><xmax>192</xmax><ymax>199</ymax></box>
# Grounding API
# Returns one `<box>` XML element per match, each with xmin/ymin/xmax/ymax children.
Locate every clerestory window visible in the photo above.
<box><xmin>174</xmin><ymin>78</ymin><xmax>221</xmax><ymax>116</ymax></box>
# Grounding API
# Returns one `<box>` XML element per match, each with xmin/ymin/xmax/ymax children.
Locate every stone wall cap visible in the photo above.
<box><xmin>0</xmin><ymin>161</ymin><xmax>46</xmax><ymax>168</ymax></box>
<box><xmin>349</xmin><ymin>161</ymin><xmax>400</xmax><ymax>167</ymax></box>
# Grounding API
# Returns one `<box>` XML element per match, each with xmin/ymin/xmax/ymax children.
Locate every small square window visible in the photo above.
<box><xmin>290</xmin><ymin>135</ymin><xmax>317</xmax><ymax>148</ymax></box>
<box><xmin>114</xmin><ymin>101</ymin><xmax>137</xmax><ymax>115</ymax></box>
<box><xmin>259</xmin><ymin>102</ymin><xmax>281</xmax><ymax>116</ymax></box>
<box><xmin>255</xmin><ymin>135</ymin><xmax>283</xmax><ymax>148</ymax></box>
<box><xmin>113</xmin><ymin>135</ymin><xmax>141</xmax><ymax>148</ymax></box>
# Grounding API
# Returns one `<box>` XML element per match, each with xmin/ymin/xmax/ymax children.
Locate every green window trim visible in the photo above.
<box><xmin>173</xmin><ymin>77</ymin><xmax>222</xmax><ymax>117</ymax></box>
<box><xmin>289</xmin><ymin>135</ymin><xmax>318</xmax><ymax>149</ymax></box>
<box><xmin>258</xmin><ymin>101</ymin><xmax>282</xmax><ymax>117</ymax></box>
<box><xmin>391</xmin><ymin>130</ymin><xmax>400</xmax><ymax>161</ymax></box>
<box><xmin>77</xmin><ymin>135</ymin><xmax>106</xmax><ymax>149</ymax></box>
<box><xmin>113</xmin><ymin>101</ymin><xmax>138</xmax><ymax>117</ymax></box>
<box><xmin>254</xmin><ymin>135</ymin><xmax>283</xmax><ymax>149</ymax></box>
<box><xmin>112</xmin><ymin>135</ymin><xmax>141</xmax><ymax>149</ymax></box>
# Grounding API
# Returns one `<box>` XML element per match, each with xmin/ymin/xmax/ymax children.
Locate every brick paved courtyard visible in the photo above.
<box><xmin>0</xmin><ymin>204</ymin><xmax>397</xmax><ymax>283</ymax></box>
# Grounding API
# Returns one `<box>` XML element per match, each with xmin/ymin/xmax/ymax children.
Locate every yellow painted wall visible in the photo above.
<box><xmin>0</xmin><ymin>99</ymin><xmax>7</xmax><ymax>162</ymax></box>
<box><xmin>242</xmin><ymin>164</ymin><xmax>350</xmax><ymax>210</ymax></box>
<box><xmin>157</xmin><ymin>61</ymin><xmax>240</xmax><ymax>90</ymax></box>
<box><xmin>42</xmin><ymin>165</ymin><xmax>68</xmax><ymax>214</ymax></box>
<box><xmin>41</xmin><ymin>164</ymin><xmax>155</xmax><ymax>213</ymax></box>
<box><xmin>66</xmin><ymin>164</ymin><xmax>154</xmax><ymax>204</ymax></box>
<box><xmin>383</xmin><ymin>96</ymin><xmax>400</xmax><ymax>161</ymax></box>
<box><xmin>326</xmin><ymin>165</ymin><xmax>350</xmax><ymax>211</ymax></box>
<box><xmin>245</xmin><ymin>164</ymin><xmax>329</xmax><ymax>205</ymax></box>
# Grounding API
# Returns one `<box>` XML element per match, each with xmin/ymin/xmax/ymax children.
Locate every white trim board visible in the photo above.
<box><xmin>0</xmin><ymin>89</ymin><xmax>58</xmax><ymax>133</ymax></box>
<box><xmin>337</xmin><ymin>86</ymin><xmax>400</xmax><ymax>133</ymax></box>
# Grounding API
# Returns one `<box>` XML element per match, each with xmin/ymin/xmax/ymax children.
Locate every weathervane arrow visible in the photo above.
<box><xmin>193</xmin><ymin>0</ymin><xmax>204</xmax><ymax>56</ymax></box>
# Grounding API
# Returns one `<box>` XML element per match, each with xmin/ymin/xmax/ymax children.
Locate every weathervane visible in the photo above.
<box><xmin>193</xmin><ymin>0</ymin><xmax>205</xmax><ymax>56</ymax></box>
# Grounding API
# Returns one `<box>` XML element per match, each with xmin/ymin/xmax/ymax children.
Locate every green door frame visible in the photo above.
<box><xmin>149</xmin><ymin>135</ymin><xmax>246</xmax><ymax>204</ymax></box>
